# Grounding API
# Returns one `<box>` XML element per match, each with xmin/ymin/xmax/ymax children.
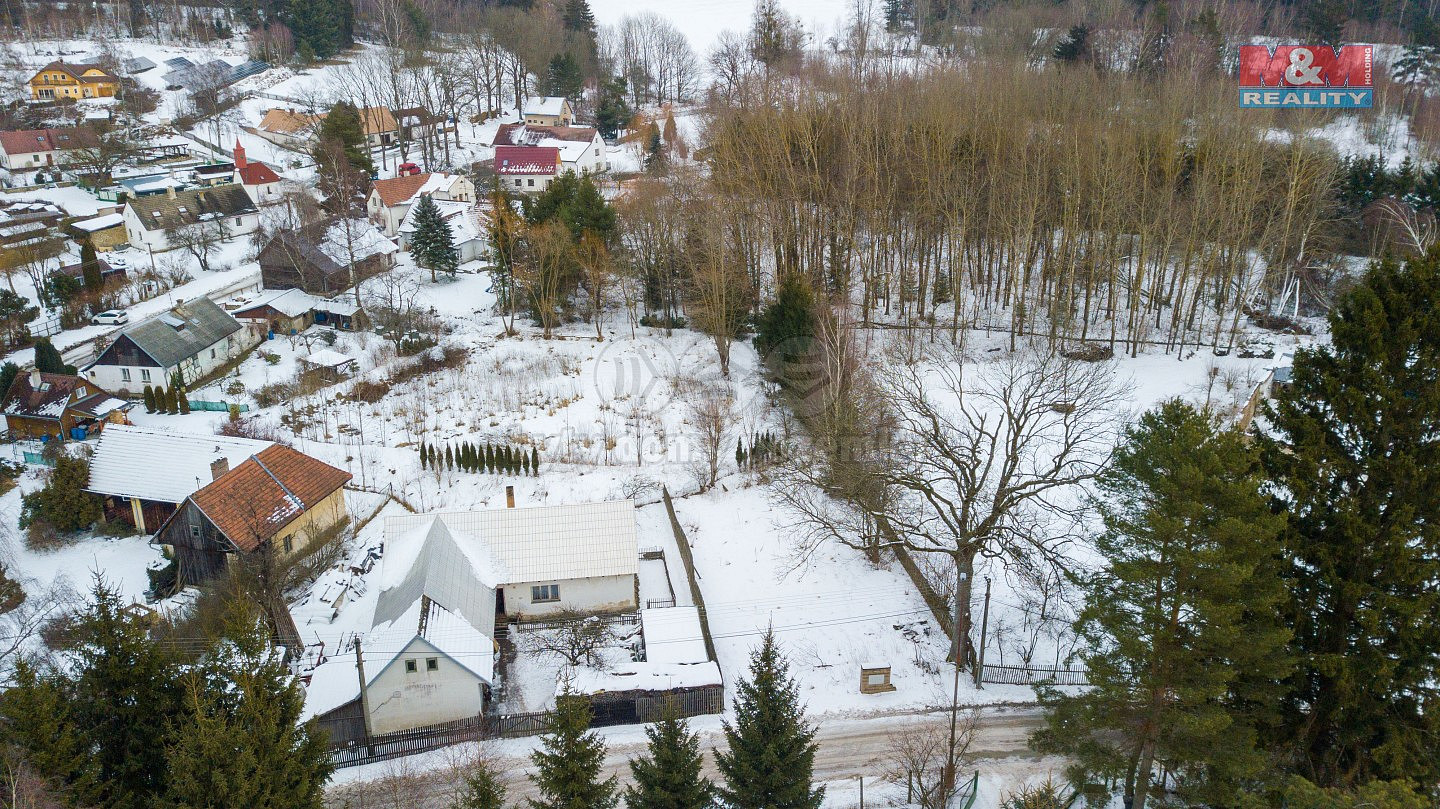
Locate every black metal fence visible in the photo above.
<box><xmin>980</xmin><ymin>663</ymin><xmax>1090</xmax><ymax>686</ymax></box>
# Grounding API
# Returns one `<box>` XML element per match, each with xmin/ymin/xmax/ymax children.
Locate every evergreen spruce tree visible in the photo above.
<box><xmin>528</xmin><ymin>694</ymin><xmax>618</xmax><ymax>809</ymax></box>
<box><xmin>164</xmin><ymin>613</ymin><xmax>332</xmax><ymax>809</ymax></box>
<box><xmin>1052</xmin><ymin>25</ymin><xmax>1091</xmax><ymax>63</ymax></box>
<box><xmin>0</xmin><ymin>660</ymin><xmax>101</xmax><ymax>805</ymax></box>
<box><xmin>166</xmin><ymin>386</ymin><xmax>180</xmax><ymax>415</ymax></box>
<box><xmin>1033</xmin><ymin>400</ymin><xmax>1290</xmax><ymax>809</ymax></box>
<box><xmin>33</xmin><ymin>337</ymin><xmax>69</xmax><ymax>374</ymax></box>
<box><xmin>1261</xmin><ymin>246</ymin><xmax>1440</xmax><ymax>786</ymax></box>
<box><xmin>755</xmin><ymin>275</ymin><xmax>816</xmax><ymax>363</ymax></box>
<box><xmin>445</xmin><ymin>444</ymin><xmax>455</xmax><ymax>471</ymax></box>
<box><xmin>561</xmin><ymin>0</ymin><xmax>596</xmax><ymax>36</ymax></box>
<box><xmin>419</xmin><ymin>441</ymin><xmax>428</xmax><ymax>470</ymax></box>
<box><xmin>625</xmin><ymin>714</ymin><xmax>715</xmax><ymax>809</ymax></box>
<box><xmin>486</xmin><ymin>443</ymin><xmax>496</xmax><ymax>474</ymax></box>
<box><xmin>715</xmin><ymin>629</ymin><xmax>823</xmax><ymax>809</ymax></box>
<box><xmin>143</xmin><ymin>385</ymin><xmax>157</xmax><ymax>413</ymax></box>
<box><xmin>0</xmin><ymin>361</ymin><xmax>17</xmax><ymax>400</ymax></box>
<box><xmin>80</xmin><ymin>241</ymin><xmax>104</xmax><ymax>295</ymax></box>
<box><xmin>530</xmin><ymin>446</ymin><xmax>539</xmax><ymax>476</ymax></box>
<box><xmin>457</xmin><ymin>754</ymin><xmax>508</xmax><ymax>809</ymax></box>
<box><xmin>71</xmin><ymin>578</ymin><xmax>184</xmax><ymax>809</ymax></box>
<box><xmin>19</xmin><ymin>454</ymin><xmax>103</xmax><ymax>533</ymax></box>
<box><xmin>542</xmin><ymin>52</ymin><xmax>585</xmax><ymax>100</ymax></box>
<box><xmin>736</xmin><ymin>439</ymin><xmax>746</xmax><ymax>470</ymax></box>
<box><xmin>644</xmin><ymin>124</ymin><xmax>665</xmax><ymax>174</ymax></box>
<box><xmin>311</xmin><ymin>101</ymin><xmax>373</xmax><ymax>176</ymax></box>
<box><xmin>409</xmin><ymin>194</ymin><xmax>460</xmax><ymax>282</ymax></box>
<box><xmin>595</xmin><ymin>76</ymin><xmax>631</xmax><ymax>141</ymax></box>
<box><xmin>521</xmin><ymin>452</ymin><xmax>531</xmax><ymax>476</ymax></box>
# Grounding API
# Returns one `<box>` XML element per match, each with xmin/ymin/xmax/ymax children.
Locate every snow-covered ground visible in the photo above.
<box><xmin>590</xmin><ymin>0</ymin><xmax>854</xmax><ymax>56</ymax></box>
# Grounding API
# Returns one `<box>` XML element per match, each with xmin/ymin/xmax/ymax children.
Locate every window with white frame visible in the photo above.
<box><xmin>140</xmin><ymin>369</ymin><xmax>151</xmax><ymax>382</ymax></box>
<box><xmin>404</xmin><ymin>659</ymin><xmax>417</xmax><ymax>673</ymax></box>
<box><xmin>121</xmin><ymin>368</ymin><xmax>131</xmax><ymax>382</ymax></box>
<box><xmin>426</xmin><ymin>658</ymin><xmax>438</xmax><ymax>671</ymax></box>
<box><xmin>531</xmin><ymin>584</ymin><xmax>560</xmax><ymax>603</ymax></box>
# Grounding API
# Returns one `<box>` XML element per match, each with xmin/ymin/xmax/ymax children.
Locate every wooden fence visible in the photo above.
<box><xmin>979</xmin><ymin>663</ymin><xmax>1090</xmax><ymax>687</ymax></box>
<box><xmin>320</xmin><ymin>682</ymin><xmax>726</xmax><ymax>769</ymax></box>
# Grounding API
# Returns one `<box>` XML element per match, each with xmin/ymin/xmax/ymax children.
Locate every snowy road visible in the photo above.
<box><xmin>326</xmin><ymin>704</ymin><xmax>1049</xmax><ymax>807</ymax></box>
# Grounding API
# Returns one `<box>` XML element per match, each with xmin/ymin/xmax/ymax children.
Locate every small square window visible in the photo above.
<box><xmin>426</xmin><ymin>658</ymin><xmax>438</xmax><ymax>671</ymax></box>
<box><xmin>404</xmin><ymin>659</ymin><xmax>417</xmax><ymax>673</ymax></box>
<box><xmin>527</xmin><ymin>179</ymin><xmax>535</xmax><ymax>187</ymax></box>
<box><xmin>189</xmin><ymin>525</ymin><xmax>200</xmax><ymax>539</ymax></box>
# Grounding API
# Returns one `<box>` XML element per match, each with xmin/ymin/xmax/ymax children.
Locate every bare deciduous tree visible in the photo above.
<box><xmin>525</xmin><ymin>610</ymin><xmax>619</xmax><ymax>670</ymax></box>
<box><xmin>883</xmin><ymin>710</ymin><xmax>981</xmax><ymax>809</ymax></box>
<box><xmin>774</xmin><ymin>343</ymin><xmax>1125</xmax><ymax>665</ymax></box>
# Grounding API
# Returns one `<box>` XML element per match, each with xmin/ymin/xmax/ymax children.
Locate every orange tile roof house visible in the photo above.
<box><xmin>366</xmin><ymin>171</ymin><xmax>475</xmax><ymax>235</ymax></box>
<box><xmin>27</xmin><ymin>62</ymin><xmax>119</xmax><ymax>100</ymax></box>
<box><xmin>153</xmin><ymin>443</ymin><xmax>352</xmax><ymax>585</ymax></box>
<box><xmin>255</xmin><ymin>108</ymin><xmax>320</xmax><ymax>147</ymax></box>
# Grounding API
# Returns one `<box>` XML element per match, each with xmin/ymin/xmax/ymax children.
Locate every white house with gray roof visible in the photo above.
<box><xmin>301</xmin><ymin>499</ymin><xmax>638</xmax><ymax>734</ymax></box>
<box><xmin>83</xmin><ymin>297</ymin><xmax>258</xmax><ymax>394</ymax></box>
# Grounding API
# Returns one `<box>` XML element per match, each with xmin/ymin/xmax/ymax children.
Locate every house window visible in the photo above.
<box><xmin>140</xmin><ymin>369</ymin><xmax>151</xmax><ymax>382</ymax></box>
<box><xmin>527</xmin><ymin>179</ymin><xmax>535</xmax><ymax>187</ymax></box>
<box><xmin>210</xmin><ymin>348</ymin><xmax>216</xmax><ymax>359</ymax></box>
<box><xmin>426</xmin><ymin>658</ymin><xmax>438</xmax><ymax>671</ymax></box>
<box><xmin>404</xmin><ymin>659</ymin><xmax>418</xmax><ymax>673</ymax></box>
<box><xmin>282</xmin><ymin>536</ymin><xmax>293</xmax><ymax>553</ymax></box>
<box><xmin>514</xmin><ymin>179</ymin><xmax>522</xmax><ymax>187</ymax></box>
<box><xmin>531</xmin><ymin>584</ymin><xmax>560</xmax><ymax>603</ymax></box>
<box><xmin>121</xmin><ymin>368</ymin><xmax>131</xmax><ymax>382</ymax></box>
<box><xmin>234</xmin><ymin>218</ymin><xmax>243</xmax><ymax>227</ymax></box>
<box><xmin>189</xmin><ymin>525</ymin><xmax>200</xmax><ymax>539</ymax></box>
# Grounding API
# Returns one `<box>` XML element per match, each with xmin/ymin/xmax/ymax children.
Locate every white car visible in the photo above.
<box><xmin>91</xmin><ymin>310</ymin><xmax>129</xmax><ymax>326</ymax></box>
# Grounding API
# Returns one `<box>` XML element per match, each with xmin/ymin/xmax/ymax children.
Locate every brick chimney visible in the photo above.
<box><xmin>505</xmin><ymin>485</ymin><xmax>515</xmax><ymax>508</ymax></box>
<box><xmin>233</xmin><ymin>139</ymin><xmax>246</xmax><ymax>169</ymax></box>
<box><xmin>210</xmin><ymin>457</ymin><xmax>229</xmax><ymax>481</ymax></box>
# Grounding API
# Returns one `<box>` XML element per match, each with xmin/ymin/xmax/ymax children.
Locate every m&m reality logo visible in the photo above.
<box><xmin>1237</xmin><ymin>44</ymin><xmax>1373</xmax><ymax>108</ymax></box>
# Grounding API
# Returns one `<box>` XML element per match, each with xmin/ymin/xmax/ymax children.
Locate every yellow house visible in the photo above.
<box><xmin>152</xmin><ymin>444</ymin><xmax>353</xmax><ymax>586</ymax></box>
<box><xmin>28</xmin><ymin>62</ymin><xmax>119</xmax><ymax>100</ymax></box>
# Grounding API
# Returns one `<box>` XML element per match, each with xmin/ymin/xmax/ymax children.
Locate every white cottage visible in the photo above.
<box><xmin>122</xmin><ymin>184</ymin><xmax>258</xmax><ymax>253</ymax></box>
<box><xmin>83</xmin><ymin>297</ymin><xmax>257</xmax><ymax>394</ymax></box>
<box><xmin>302</xmin><ymin>499</ymin><xmax>639</xmax><ymax>734</ymax></box>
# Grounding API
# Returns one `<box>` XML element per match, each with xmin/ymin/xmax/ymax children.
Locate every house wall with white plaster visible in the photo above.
<box><xmin>501</xmin><ymin>573</ymin><xmax>636</xmax><ymax>619</ymax></box>
<box><xmin>366</xmin><ymin>636</ymin><xmax>487</xmax><ymax>735</ymax></box>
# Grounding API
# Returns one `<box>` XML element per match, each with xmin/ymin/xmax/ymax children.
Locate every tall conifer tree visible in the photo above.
<box><xmin>528</xmin><ymin>694</ymin><xmax>617</xmax><ymax>809</ymax></box>
<box><xmin>626</xmin><ymin>714</ymin><xmax>714</xmax><ymax>809</ymax></box>
<box><xmin>1033</xmin><ymin>400</ymin><xmax>1290</xmax><ymax>809</ymax></box>
<box><xmin>715</xmin><ymin>629</ymin><xmax>822</xmax><ymax>809</ymax></box>
<box><xmin>1262</xmin><ymin>246</ymin><xmax>1440</xmax><ymax>786</ymax></box>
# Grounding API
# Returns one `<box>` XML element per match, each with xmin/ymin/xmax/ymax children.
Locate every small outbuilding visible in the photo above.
<box><xmin>1</xmin><ymin>369</ymin><xmax>130</xmax><ymax>441</ymax></box>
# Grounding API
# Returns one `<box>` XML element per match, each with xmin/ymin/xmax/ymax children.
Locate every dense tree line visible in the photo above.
<box><xmin>0</xmin><ymin>580</ymin><xmax>331</xmax><ymax>808</ymax></box>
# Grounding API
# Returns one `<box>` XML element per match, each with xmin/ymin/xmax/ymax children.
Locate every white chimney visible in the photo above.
<box><xmin>28</xmin><ymin>368</ymin><xmax>40</xmax><ymax>387</ymax></box>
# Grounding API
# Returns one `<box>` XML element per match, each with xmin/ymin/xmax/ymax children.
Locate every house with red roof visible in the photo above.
<box><xmin>233</xmin><ymin>140</ymin><xmax>283</xmax><ymax>205</ymax></box>
<box><xmin>495</xmin><ymin>145</ymin><xmax>561</xmax><ymax>193</ymax></box>
<box><xmin>366</xmin><ymin>171</ymin><xmax>475</xmax><ymax>236</ymax></box>
<box><xmin>152</xmin><ymin>443</ymin><xmax>352</xmax><ymax>586</ymax></box>
<box><xmin>0</xmin><ymin>127</ymin><xmax>100</xmax><ymax>177</ymax></box>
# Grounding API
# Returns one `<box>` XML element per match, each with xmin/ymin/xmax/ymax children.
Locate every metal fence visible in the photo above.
<box><xmin>980</xmin><ymin>663</ymin><xmax>1090</xmax><ymax>687</ymax></box>
<box><xmin>188</xmin><ymin>400</ymin><xmax>249</xmax><ymax>413</ymax></box>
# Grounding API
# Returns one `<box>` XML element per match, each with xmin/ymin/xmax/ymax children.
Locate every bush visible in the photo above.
<box><xmin>252</xmin><ymin>381</ymin><xmax>298</xmax><ymax>409</ymax></box>
<box><xmin>320</xmin><ymin>330</ymin><xmax>338</xmax><ymax>346</ymax></box>
<box><xmin>261</xmin><ymin>351</ymin><xmax>281</xmax><ymax>365</ymax></box>
<box><xmin>349</xmin><ymin>379</ymin><xmax>390</xmax><ymax>403</ymax></box>
<box><xmin>223</xmin><ymin>379</ymin><xmax>246</xmax><ymax>396</ymax></box>
<box><xmin>19</xmin><ymin>454</ymin><xmax>102</xmax><ymax>536</ymax></box>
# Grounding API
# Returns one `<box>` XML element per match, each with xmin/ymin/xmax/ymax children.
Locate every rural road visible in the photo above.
<box><xmin>326</xmin><ymin>705</ymin><xmax>1048</xmax><ymax>808</ymax></box>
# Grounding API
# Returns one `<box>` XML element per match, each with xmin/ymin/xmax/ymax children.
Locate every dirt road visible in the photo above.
<box><xmin>327</xmin><ymin>705</ymin><xmax>1047</xmax><ymax>808</ymax></box>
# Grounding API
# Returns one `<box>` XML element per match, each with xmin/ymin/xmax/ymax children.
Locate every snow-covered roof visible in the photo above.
<box><xmin>302</xmin><ymin>349</ymin><xmax>355</xmax><ymax>369</ymax></box>
<box><xmin>398</xmin><ymin>199</ymin><xmax>483</xmax><ymax>246</ymax></box>
<box><xmin>71</xmin><ymin>212</ymin><xmax>124</xmax><ymax>231</ymax></box>
<box><xmin>374</xmin><ymin>517</ymin><xmax>501</xmax><ymax>633</ymax></box>
<box><xmin>566</xmin><ymin>660</ymin><xmax>722</xmax><ymax>696</ymax></box>
<box><xmin>523</xmin><ymin>96</ymin><xmax>568</xmax><ymax>117</ymax></box>
<box><xmin>551</xmin><ymin>139</ymin><xmax>592</xmax><ymax>165</ymax></box>
<box><xmin>86</xmin><ymin>425</ymin><xmax>272</xmax><ymax>504</ymax></box>
<box><xmin>641</xmin><ymin>607</ymin><xmax>709</xmax><ymax>664</ymax></box>
<box><xmin>384</xmin><ymin>500</ymin><xmax>639</xmax><ymax>586</ymax></box>
<box><xmin>318</xmin><ymin>219</ymin><xmax>396</xmax><ymax>265</ymax></box>
<box><xmin>233</xmin><ymin>288</ymin><xmax>359</xmax><ymax>319</ymax></box>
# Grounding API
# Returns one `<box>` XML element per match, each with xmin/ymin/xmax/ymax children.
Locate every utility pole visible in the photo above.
<box><xmin>974</xmin><ymin>577</ymin><xmax>992</xmax><ymax>689</ymax></box>
<box><xmin>355</xmin><ymin>637</ymin><xmax>374</xmax><ymax>750</ymax></box>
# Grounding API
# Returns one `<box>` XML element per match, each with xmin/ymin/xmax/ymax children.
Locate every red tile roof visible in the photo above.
<box><xmin>371</xmin><ymin>172</ymin><xmax>434</xmax><ymax>207</ymax></box>
<box><xmin>189</xmin><ymin>444</ymin><xmax>351</xmax><ymax>551</ymax></box>
<box><xmin>0</xmin><ymin>127</ymin><xmax>99</xmax><ymax>156</ymax></box>
<box><xmin>238</xmin><ymin>161</ymin><xmax>282</xmax><ymax>185</ymax></box>
<box><xmin>495</xmin><ymin>146</ymin><xmax>559</xmax><ymax>175</ymax></box>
